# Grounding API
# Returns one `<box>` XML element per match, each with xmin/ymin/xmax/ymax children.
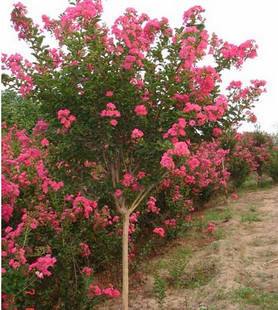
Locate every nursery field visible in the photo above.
<box><xmin>98</xmin><ymin>185</ymin><xmax>278</xmax><ymax>309</ymax></box>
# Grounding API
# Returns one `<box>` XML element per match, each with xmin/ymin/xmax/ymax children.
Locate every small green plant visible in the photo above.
<box><xmin>213</xmin><ymin>227</ymin><xmax>225</xmax><ymax>240</ymax></box>
<box><xmin>153</xmin><ymin>275</ymin><xmax>167</xmax><ymax>308</ymax></box>
<box><xmin>248</xmin><ymin>205</ymin><xmax>257</xmax><ymax>212</ymax></box>
<box><xmin>169</xmin><ymin>260</ymin><xmax>187</xmax><ymax>288</ymax></box>
<box><xmin>205</xmin><ymin>208</ymin><xmax>232</xmax><ymax>223</ymax></box>
<box><xmin>166</xmin><ymin>248</ymin><xmax>191</xmax><ymax>288</ymax></box>
<box><xmin>232</xmin><ymin>286</ymin><xmax>278</xmax><ymax>309</ymax></box>
<box><xmin>181</xmin><ymin>260</ymin><xmax>217</xmax><ymax>288</ymax></box>
<box><xmin>240</xmin><ymin>213</ymin><xmax>261</xmax><ymax>223</ymax></box>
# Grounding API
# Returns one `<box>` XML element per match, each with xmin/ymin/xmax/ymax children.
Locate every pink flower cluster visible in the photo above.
<box><xmin>61</xmin><ymin>0</ymin><xmax>103</xmax><ymax>29</ymax></box>
<box><xmin>160</xmin><ymin>141</ymin><xmax>190</xmax><ymax>171</ymax></box>
<box><xmin>178</xmin><ymin>24</ymin><xmax>208</xmax><ymax>69</ymax></box>
<box><xmin>88</xmin><ymin>284</ymin><xmax>120</xmax><ymax>298</ymax></box>
<box><xmin>80</xmin><ymin>242</ymin><xmax>91</xmax><ymax>257</ymax></box>
<box><xmin>163</xmin><ymin>118</ymin><xmax>186</xmax><ymax>142</ymax></box>
<box><xmin>147</xmin><ymin>196</ymin><xmax>160</xmax><ymax>214</ymax></box>
<box><xmin>131</xmin><ymin>128</ymin><xmax>144</xmax><ymax>140</ymax></box>
<box><xmin>206</xmin><ymin>222</ymin><xmax>216</xmax><ymax>234</ymax></box>
<box><xmin>62</xmin><ymin>194</ymin><xmax>97</xmax><ymax>221</ymax></box>
<box><xmin>29</xmin><ymin>255</ymin><xmax>57</xmax><ymax>279</ymax></box>
<box><xmin>120</xmin><ymin>172</ymin><xmax>144</xmax><ymax>192</ymax></box>
<box><xmin>153</xmin><ymin>227</ymin><xmax>165</xmax><ymax>237</ymax></box>
<box><xmin>57</xmin><ymin>109</ymin><xmax>76</xmax><ymax>129</ymax></box>
<box><xmin>48</xmin><ymin>48</ymin><xmax>64</xmax><ymax>68</ymax></box>
<box><xmin>183</xmin><ymin>5</ymin><xmax>205</xmax><ymax>24</ymax></box>
<box><xmin>11</xmin><ymin>2</ymin><xmax>33</xmax><ymax>40</ymax></box>
<box><xmin>164</xmin><ymin>219</ymin><xmax>177</xmax><ymax>227</ymax></box>
<box><xmin>220</xmin><ymin>40</ymin><xmax>257</xmax><ymax>68</ymax></box>
<box><xmin>100</xmin><ymin>102</ymin><xmax>121</xmax><ymax>126</ymax></box>
<box><xmin>112</xmin><ymin>8</ymin><xmax>171</xmax><ymax>70</ymax></box>
<box><xmin>2</xmin><ymin>53</ymin><xmax>33</xmax><ymax>97</ymax></box>
<box><xmin>134</xmin><ymin>104</ymin><xmax>148</xmax><ymax>116</ymax></box>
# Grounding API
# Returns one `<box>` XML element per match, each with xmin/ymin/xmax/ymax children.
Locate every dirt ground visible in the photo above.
<box><xmin>97</xmin><ymin>186</ymin><xmax>278</xmax><ymax>310</ymax></box>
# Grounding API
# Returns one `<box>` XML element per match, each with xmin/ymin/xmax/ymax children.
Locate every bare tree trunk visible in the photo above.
<box><xmin>122</xmin><ymin>211</ymin><xmax>129</xmax><ymax>310</ymax></box>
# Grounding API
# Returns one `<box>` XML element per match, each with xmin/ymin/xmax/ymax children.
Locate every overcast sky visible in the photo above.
<box><xmin>1</xmin><ymin>0</ymin><xmax>277</xmax><ymax>133</ymax></box>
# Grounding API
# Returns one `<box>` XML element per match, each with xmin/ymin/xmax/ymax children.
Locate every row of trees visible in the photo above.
<box><xmin>2</xmin><ymin>1</ymin><xmax>277</xmax><ymax>309</ymax></box>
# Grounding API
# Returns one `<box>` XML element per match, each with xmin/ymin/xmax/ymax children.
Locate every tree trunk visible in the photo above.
<box><xmin>122</xmin><ymin>211</ymin><xmax>129</xmax><ymax>310</ymax></box>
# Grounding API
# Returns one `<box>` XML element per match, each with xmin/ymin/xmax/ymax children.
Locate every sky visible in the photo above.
<box><xmin>1</xmin><ymin>0</ymin><xmax>278</xmax><ymax>133</ymax></box>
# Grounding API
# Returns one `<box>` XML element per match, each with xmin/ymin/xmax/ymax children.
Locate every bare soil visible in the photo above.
<box><xmin>97</xmin><ymin>186</ymin><xmax>278</xmax><ymax>309</ymax></box>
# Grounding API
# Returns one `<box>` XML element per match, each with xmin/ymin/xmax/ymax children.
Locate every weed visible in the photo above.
<box><xmin>231</xmin><ymin>286</ymin><xmax>278</xmax><ymax>309</ymax></box>
<box><xmin>153</xmin><ymin>275</ymin><xmax>167</xmax><ymax>308</ymax></box>
<box><xmin>213</xmin><ymin>228</ymin><xmax>225</xmax><ymax>240</ymax></box>
<box><xmin>169</xmin><ymin>259</ymin><xmax>217</xmax><ymax>289</ymax></box>
<box><xmin>205</xmin><ymin>209</ymin><xmax>233</xmax><ymax>223</ymax></box>
<box><xmin>240</xmin><ymin>213</ymin><xmax>261</xmax><ymax>223</ymax></box>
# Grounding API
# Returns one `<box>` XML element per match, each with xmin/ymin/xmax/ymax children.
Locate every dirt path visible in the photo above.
<box><xmin>98</xmin><ymin>186</ymin><xmax>278</xmax><ymax>310</ymax></box>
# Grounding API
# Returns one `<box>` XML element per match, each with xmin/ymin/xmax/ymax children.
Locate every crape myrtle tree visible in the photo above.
<box><xmin>2</xmin><ymin>1</ymin><xmax>266</xmax><ymax>308</ymax></box>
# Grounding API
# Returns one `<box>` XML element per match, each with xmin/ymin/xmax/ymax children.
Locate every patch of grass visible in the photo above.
<box><xmin>183</xmin><ymin>260</ymin><xmax>217</xmax><ymax>289</ymax></box>
<box><xmin>168</xmin><ymin>259</ymin><xmax>217</xmax><ymax>289</ymax></box>
<box><xmin>166</xmin><ymin>248</ymin><xmax>192</xmax><ymax>288</ymax></box>
<box><xmin>204</xmin><ymin>208</ymin><xmax>233</xmax><ymax>223</ymax></box>
<box><xmin>215</xmin><ymin>288</ymin><xmax>228</xmax><ymax>300</ymax></box>
<box><xmin>240</xmin><ymin>212</ymin><xmax>261</xmax><ymax>223</ymax></box>
<box><xmin>213</xmin><ymin>227</ymin><xmax>226</xmax><ymax>240</ymax></box>
<box><xmin>149</xmin><ymin>247</ymin><xmax>192</xmax><ymax>275</ymax></box>
<box><xmin>240</xmin><ymin>205</ymin><xmax>262</xmax><ymax>223</ymax></box>
<box><xmin>231</xmin><ymin>286</ymin><xmax>278</xmax><ymax>309</ymax></box>
<box><xmin>209</xmin><ymin>241</ymin><xmax>220</xmax><ymax>252</ymax></box>
<box><xmin>248</xmin><ymin>205</ymin><xmax>257</xmax><ymax>212</ymax></box>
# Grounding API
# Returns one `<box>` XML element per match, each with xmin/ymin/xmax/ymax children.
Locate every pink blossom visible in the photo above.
<box><xmin>121</xmin><ymin>173</ymin><xmax>134</xmax><ymax>187</ymax></box>
<box><xmin>41</xmin><ymin>138</ymin><xmax>49</xmax><ymax>147</ymax></box>
<box><xmin>153</xmin><ymin>227</ymin><xmax>165</xmax><ymax>237</ymax></box>
<box><xmin>131</xmin><ymin>128</ymin><xmax>144</xmax><ymax>139</ymax></box>
<box><xmin>82</xmin><ymin>267</ymin><xmax>93</xmax><ymax>276</ymax></box>
<box><xmin>172</xmin><ymin>142</ymin><xmax>190</xmax><ymax>157</ymax></box>
<box><xmin>57</xmin><ymin>109</ymin><xmax>76</xmax><ymax>129</ymax></box>
<box><xmin>147</xmin><ymin>196</ymin><xmax>160</xmax><ymax>214</ymax></box>
<box><xmin>80</xmin><ymin>243</ymin><xmax>91</xmax><ymax>257</ymax></box>
<box><xmin>105</xmin><ymin>90</ymin><xmax>113</xmax><ymax>97</ymax></box>
<box><xmin>33</xmin><ymin>120</ymin><xmax>49</xmax><ymax>134</ymax></box>
<box><xmin>102</xmin><ymin>287</ymin><xmax>121</xmax><ymax>298</ymax></box>
<box><xmin>137</xmin><ymin>171</ymin><xmax>146</xmax><ymax>179</ymax></box>
<box><xmin>88</xmin><ymin>284</ymin><xmax>102</xmax><ymax>297</ymax></box>
<box><xmin>231</xmin><ymin>192</ymin><xmax>239</xmax><ymax>200</ymax></box>
<box><xmin>73</xmin><ymin>195</ymin><xmax>96</xmax><ymax>219</ymax></box>
<box><xmin>134</xmin><ymin>104</ymin><xmax>148</xmax><ymax>116</ymax></box>
<box><xmin>183</xmin><ymin>5</ymin><xmax>205</xmax><ymax>24</ymax></box>
<box><xmin>187</xmin><ymin>157</ymin><xmax>200</xmax><ymax>170</ymax></box>
<box><xmin>114</xmin><ymin>189</ymin><xmax>123</xmax><ymax>198</ymax></box>
<box><xmin>206</xmin><ymin>222</ymin><xmax>216</xmax><ymax>233</ymax></box>
<box><xmin>29</xmin><ymin>255</ymin><xmax>56</xmax><ymax>278</ymax></box>
<box><xmin>110</xmin><ymin>119</ymin><xmax>118</xmax><ymax>126</ymax></box>
<box><xmin>164</xmin><ymin>219</ymin><xmax>176</xmax><ymax>227</ymax></box>
<box><xmin>212</xmin><ymin>127</ymin><xmax>222</xmax><ymax>137</ymax></box>
<box><xmin>160</xmin><ymin>152</ymin><xmax>175</xmax><ymax>170</ymax></box>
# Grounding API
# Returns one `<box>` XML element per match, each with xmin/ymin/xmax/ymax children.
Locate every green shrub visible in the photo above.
<box><xmin>267</xmin><ymin>149</ymin><xmax>278</xmax><ymax>182</ymax></box>
<box><xmin>229</xmin><ymin>157</ymin><xmax>251</xmax><ymax>188</ymax></box>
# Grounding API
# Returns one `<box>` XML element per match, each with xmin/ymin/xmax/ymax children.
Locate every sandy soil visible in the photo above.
<box><xmin>97</xmin><ymin>186</ymin><xmax>278</xmax><ymax>310</ymax></box>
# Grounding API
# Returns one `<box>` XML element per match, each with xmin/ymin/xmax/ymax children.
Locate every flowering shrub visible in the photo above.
<box><xmin>267</xmin><ymin>147</ymin><xmax>278</xmax><ymax>183</ymax></box>
<box><xmin>2</xmin><ymin>124</ymin><xmax>60</xmax><ymax>308</ymax></box>
<box><xmin>225</xmin><ymin>131</ymin><xmax>273</xmax><ymax>187</ymax></box>
<box><xmin>1</xmin><ymin>124</ymin><xmax>121</xmax><ymax>309</ymax></box>
<box><xmin>2</xmin><ymin>1</ymin><xmax>267</xmax><ymax>308</ymax></box>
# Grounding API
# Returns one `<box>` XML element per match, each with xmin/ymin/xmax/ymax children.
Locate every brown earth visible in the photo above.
<box><xmin>97</xmin><ymin>185</ymin><xmax>278</xmax><ymax>310</ymax></box>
